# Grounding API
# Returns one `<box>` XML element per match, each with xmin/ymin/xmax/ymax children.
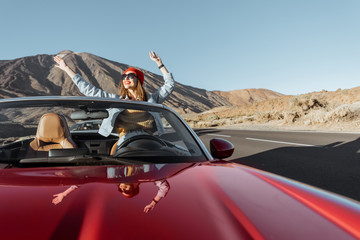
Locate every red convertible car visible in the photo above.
<box><xmin>0</xmin><ymin>96</ymin><xmax>359</xmax><ymax>240</ymax></box>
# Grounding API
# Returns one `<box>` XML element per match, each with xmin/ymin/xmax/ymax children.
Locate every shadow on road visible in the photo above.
<box><xmin>232</xmin><ymin>138</ymin><xmax>360</xmax><ymax>202</ymax></box>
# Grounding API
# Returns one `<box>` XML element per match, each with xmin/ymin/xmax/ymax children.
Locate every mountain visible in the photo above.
<box><xmin>0</xmin><ymin>51</ymin><xmax>283</xmax><ymax>113</ymax></box>
<box><xmin>213</xmin><ymin>89</ymin><xmax>284</xmax><ymax>106</ymax></box>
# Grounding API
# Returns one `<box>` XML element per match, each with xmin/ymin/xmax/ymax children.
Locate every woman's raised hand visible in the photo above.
<box><xmin>53</xmin><ymin>55</ymin><xmax>76</xmax><ymax>78</ymax></box>
<box><xmin>149</xmin><ymin>51</ymin><xmax>168</xmax><ymax>74</ymax></box>
<box><xmin>149</xmin><ymin>51</ymin><xmax>162</xmax><ymax>66</ymax></box>
<box><xmin>53</xmin><ymin>56</ymin><xmax>68</xmax><ymax>71</ymax></box>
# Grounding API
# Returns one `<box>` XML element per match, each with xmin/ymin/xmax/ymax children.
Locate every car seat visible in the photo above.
<box><xmin>110</xmin><ymin>139</ymin><xmax>119</xmax><ymax>156</ymax></box>
<box><xmin>26</xmin><ymin>113</ymin><xmax>77</xmax><ymax>157</ymax></box>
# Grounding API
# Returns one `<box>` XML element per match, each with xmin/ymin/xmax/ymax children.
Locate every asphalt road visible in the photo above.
<box><xmin>195</xmin><ymin>128</ymin><xmax>360</xmax><ymax>202</ymax></box>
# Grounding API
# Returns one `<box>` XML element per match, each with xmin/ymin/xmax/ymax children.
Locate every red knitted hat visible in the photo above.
<box><xmin>123</xmin><ymin>67</ymin><xmax>144</xmax><ymax>85</ymax></box>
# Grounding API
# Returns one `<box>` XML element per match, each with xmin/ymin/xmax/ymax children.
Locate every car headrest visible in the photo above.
<box><xmin>36</xmin><ymin>113</ymin><xmax>71</xmax><ymax>143</ymax></box>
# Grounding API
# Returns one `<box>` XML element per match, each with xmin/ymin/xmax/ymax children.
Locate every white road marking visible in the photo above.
<box><xmin>246</xmin><ymin>137</ymin><xmax>315</xmax><ymax>147</ymax></box>
<box><xmin>219</xmin><ymin>128</ymin><xmax>360</xmax><ymax>135</ymax></box>
<box><xmin>207</xmin><ymin>134</ymin><xmax>231</xmax><ymax>138</ymax></box>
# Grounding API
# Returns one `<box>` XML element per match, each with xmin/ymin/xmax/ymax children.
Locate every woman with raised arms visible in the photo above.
<box><xmin>54</xmin><ymin>51</ymin><xmax>175</xmax><ymax>151</ymax></box>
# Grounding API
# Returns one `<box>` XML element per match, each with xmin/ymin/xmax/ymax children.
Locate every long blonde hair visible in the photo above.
<box><xmin>119</xmin><ymin>80</ymin><xmax>148</xmax><ymax>101</ymax></box>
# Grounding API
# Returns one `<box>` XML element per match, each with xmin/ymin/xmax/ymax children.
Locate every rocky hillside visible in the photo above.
<box><xmin>0</xmin><ymin>51</ymin><xmax>283</xmax><ymax>114</ymax></box>
<box><xmin>184</xmin><ymin>87</ymin><xmax>360</xmax><ymax>131</ymax></box>
<box><xmin>213</xmin><ymin>89</ymin><xmax>284</xmax><ymax>106</ymax></box>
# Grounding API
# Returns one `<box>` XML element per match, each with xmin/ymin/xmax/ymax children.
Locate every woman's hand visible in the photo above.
<box><xmin>144</xmin><ymin>201</ymin><xmax>156</xmax><ymax>213</ymax></box>
<box><xmin>149</xmin><ymin>51</ymin><xmax>162</xmax><ymax>66</ymax></box>
<box><xmin>52</xmin><ymin>193</ymin><xmax>65</xmax><ymax>205</ymax></box>
<box><xmin>54</xmin><ymin>56</ymin><xmax>69</xmax><ymax>71</ymax></box>
<box><xmin>53</xmin><ymin>55</ymin><xmax>76</xmax><ymax>78</ymax></box>
<box><xmin>149</xmin><ymin>51</ymin><xmax>169</xmax><ymax>74</ymax></box>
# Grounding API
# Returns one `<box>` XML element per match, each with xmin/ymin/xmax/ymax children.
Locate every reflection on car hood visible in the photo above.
<box><xmin>0</xmin><ymin>162</ymin><xmax>360</xmax><ymax>239</ymax></box>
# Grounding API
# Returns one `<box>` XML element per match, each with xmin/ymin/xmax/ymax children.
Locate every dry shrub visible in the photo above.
<box><xmin>301</xmin><ymin>109</ymin><xmax>328</xmax><ymax>125</ymax></box>
<box><xmin>254</xmin><ymin>111</ymin><xmax>285</xmax><ymax>122</ymax></box>
<box><xmin>325</xmin><ymin>102</ymin><xmax>360</xmax><ymax>122</ymax></box>
<box><xmin>292</xmin><ymin>102</ymin><xmax>360</xmax><ymax>125</ymax></box>
<box><xmin>204</xmin><ymin>113</ymin><xmax>220</xmax><ymax>122</ymax></box>
<box><xmin>284</xmin><ymin>112</ymin><xmax>301</xmax><ymax>123</ymax></box>
<box><xmin>290</xmin><ymin>95</ymin><xmax>327</xmax><ymax>112</ymax></box>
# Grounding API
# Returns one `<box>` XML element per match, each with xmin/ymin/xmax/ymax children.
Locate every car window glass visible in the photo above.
<box><xmin>0</xmin><ymin>102</ymin><xmax>206</xmax><ymax>165</ymax></box>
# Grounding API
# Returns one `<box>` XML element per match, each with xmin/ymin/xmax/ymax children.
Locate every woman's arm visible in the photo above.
<box><xmin>148</xmin><ymin>51</ymin><xmax>175</xmax><ymax>104</ymax></box>
<box><xmin>143</xmin><ymin>180</ymin><xmax>170</xmax><ymax>213</ymax></box>
<box><xmin>53</xmin><ymin>56</ymin><xmax>120</xmax><ymax>98</ymax></box>
<box><xmin>52</xmin><ymin>185</ymin><xmax>78</xmax><ymax>205</ymax></box>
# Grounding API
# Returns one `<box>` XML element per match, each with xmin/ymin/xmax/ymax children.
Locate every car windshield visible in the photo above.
<box><xmin>0</xmin><ymin>97</ymin><xmax>207</xmax><ymax>167</ymax></box>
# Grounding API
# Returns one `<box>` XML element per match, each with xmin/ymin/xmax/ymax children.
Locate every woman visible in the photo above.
<box><xmin>53</xmin><ymin>51</ymin><xmax>175</xmax><ymax>143</ymax></box>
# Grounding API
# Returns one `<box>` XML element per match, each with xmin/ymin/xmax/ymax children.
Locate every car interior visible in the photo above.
<box><xmin>0</xmin><ymin>103</ymin><xmax>205</xmax><ymax>167</ymax></box>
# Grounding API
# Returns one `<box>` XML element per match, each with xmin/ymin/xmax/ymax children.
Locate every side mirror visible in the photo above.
<box><xmin>210</xmin><ymin>138</ymin><xmax>234</xmax><ymax>159</ymax></box>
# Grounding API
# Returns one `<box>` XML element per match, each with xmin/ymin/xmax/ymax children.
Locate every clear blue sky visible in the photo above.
<box><xmin>1</xmin><ymin>0</ymin><xmax>359</xmax><ymax>95</ymax></box>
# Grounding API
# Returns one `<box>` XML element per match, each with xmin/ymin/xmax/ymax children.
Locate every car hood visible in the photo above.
<box><xmin>1</xmin><ymin>162</ymin><xmax>360</xmax><ymax>240</ymax></box>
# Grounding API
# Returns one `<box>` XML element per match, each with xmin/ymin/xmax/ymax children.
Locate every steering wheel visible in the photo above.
<box><xmin>112</xmin><ymin>135</ymin><xmax>167</xmax><ymax>157</ymax></box>
<box><xmin>117</xmin><ymin>135</ymin><xmax>166</xmax><ymax>149</ymax></box>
